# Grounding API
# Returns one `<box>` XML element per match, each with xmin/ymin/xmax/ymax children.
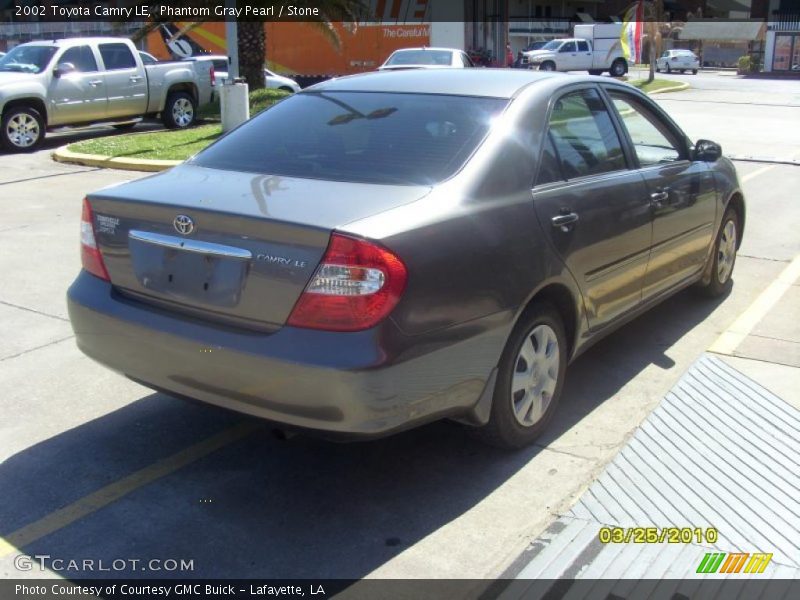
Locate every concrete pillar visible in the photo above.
<box><xmin>220</xmin><ymin>81</ymin><xmax>249</xmax><ymax>133</ymax></box>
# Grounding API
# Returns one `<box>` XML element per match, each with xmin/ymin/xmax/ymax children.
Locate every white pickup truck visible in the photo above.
<box><xmin>522</xmin><ymin>24</ymin><xmax>628</xmax><ymax>77</ymax></box>
<box><xmin>0</xmin><ymin>37</ymin><xmax>215</xmax><ymax>152</ymax></box>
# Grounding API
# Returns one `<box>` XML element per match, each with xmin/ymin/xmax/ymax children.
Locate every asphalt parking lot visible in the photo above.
<box><xmin>1</xmin><ymin>73</ymin><xmax>799</xmax><ymax>581</ymax></box>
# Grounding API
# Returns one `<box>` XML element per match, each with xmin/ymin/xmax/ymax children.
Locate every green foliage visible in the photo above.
<box><xmin>737</xmin><ymin>55</ymin><xmax>759</xmax><ymax>73</ymax></box>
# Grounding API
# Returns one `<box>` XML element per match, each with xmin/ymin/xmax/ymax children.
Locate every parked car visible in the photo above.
<box><xmin>68</xmin><ymin>70</ymin><xmax>744</xmax><ymax>448</ymax></box>
<box><xmin>379</xmin><ymin>47</ymin><xmax>475</xmax><ymax>70</ymax></box>
<box><xmin>524</xmin><ymin>24</ymin><xmax>628</xmax><ymax>76</ymax></box>
<box><xmin>515</xmin><ymin>41</ymin><xmax>547</xmax><ymax>68</ymax></box>
<box><xmin>182</xmin><ymin>55</ymin><xmax>301</xmax><ymax>92</ymax></box>
<box><xmin>0</xmin><ymin>37</ymin><xmax>215</xmax><ymax>152</ymax></box>
<box><xmin>657</xmin><ymin>49</ymin><xmax>700</xmax><ymax>74</ymax></box>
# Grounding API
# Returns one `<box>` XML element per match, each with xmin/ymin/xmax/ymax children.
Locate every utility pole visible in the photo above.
<box><xmin>224</xmin><ymin>0</ymin><xmax>239</xmax><ymax>81</ymax></box>
<box><xmin>221</xmin><ymin>0</ymin><xmax>248</xmax><ymax>132</ymax></box>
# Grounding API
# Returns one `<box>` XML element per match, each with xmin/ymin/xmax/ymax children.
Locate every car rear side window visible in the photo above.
<box><xmin>58</xmin><ymin>46</ymin><xmax>97</xmax><ymax>72</ymax></box>
<box><xmin>536</xmin><ymin>133</ymin><xmax>564</xmax><ymax>185</ymax></box>
<box><xmin>608</xmin><ymin>91</ymin><xmax>684</xmax><ymax>166</ymax></box>
<box><xmin>213</xmin><ymin>60</ymin><xmax>228</xmax><ymax>72</ymax></box>
<box><xmin>386</xmin><ymin>50</ymin><xmax>454</xmax><ymax>66</ymax></box>
<box><xmin>577</xmin><ymin>41</ymin><xmax>590</xmax><ymax>52</ymax></box>
<box><xmin>99</xmin><ymin>43</ymin><xmax>136</xmax><ymax>70</ymax></box>
<box><xmin>547</xmin><ymin>88</ymin><xmax>626</xmax><ymax>179</ymax></box>
<box><xmin>192</xmin><ymin>92</ymin><xmax>508</xmax><ymax>185</ymax></box>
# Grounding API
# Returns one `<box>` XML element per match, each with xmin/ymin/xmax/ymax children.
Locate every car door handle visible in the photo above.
<box><xmin>650</xmin><ymin>189</ymin><xmax>669</xmax><ymax>206</ymax></box>
<box><xmin>551</xmin><ymin>212</ymin><xmax>579</xmax><ymax>230</ymax></box>
<box><xmin>129</xmin><ymin>76</ymin><xmax>142</xmax><ymax>82</ymax></box>
<box><xmin>88</xmin><ymin>79</ymin><xmax>103</xmax><ymax>87</ymax></box>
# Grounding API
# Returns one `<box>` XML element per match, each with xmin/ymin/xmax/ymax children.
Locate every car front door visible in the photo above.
<box><xmin>604</xmin><ymin>87</ymin><xmax>717</xmax><ymax>300</ymax></box>
<box><xmin>531</xmin><ymin>86</ymin><xmax>652</xmax><ymax>330</ymax></box>
<box><xmin>49</xmin><ymin>45</ymin><xmax>107</xmax><ymax>125</ymax></box>
<box><xmin>98</xmin><ymin>42</ymin><xmax>147</xmax><ymax>119</ymax></box>
<box><xmin>558</xmin><ymin>41</ymin><xmax>579</xmax><ymax>70</ymax></box>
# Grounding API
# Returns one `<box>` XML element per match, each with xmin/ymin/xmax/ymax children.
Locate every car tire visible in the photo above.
<box><xmin>162</xmin><ymin>92</ymin><xmax>196</xmax><ymax>129</ymax></box>
<box><xmin>656</xmin><ymin>65</ymin><xmax>661</xmax><ymax>72</ymax></box>
<box><xmin>698</xmin><ymin>207</ymin><xmax>739</xmax><ymax>298</ymax></box>
<box><xmin>692</xmin><ymin>69</ymin><xmax>698</xmax><ymax>74</ymax></box>
<box><xmin>1</xmin><ymin>105</ymin><xmax>45</xmax><ymax>153</ymax></box>
<box><xmin>666</xmin><ymin>63</ymin><xmax>672</xmax><ymax>73</ymax></box>
<box><xmin>679</xmin><ymin>69</ymin><xmax>686</xmax><ymax>74</ymax></box>
<box><xmin>588</xmin><ymin>69</ymin><xmax>603</xmax><ymax>76</ymax></box>
<box><xmin>539</xmin><ymin>61</ymin><xmax>556</xmax><ymax>72</ymax></box>
<box><xmin>610</xmin><ymin>58</ymin><xmax>627</xmax><ymax>77</ymax></box>
<box><xmin>475</xmin><ymin>303</ymin><xmax>567</xmax><ymax>449</ymax></box>
<box><xmin>112</xmin><ymin>123</ymin><xmax>137</xmax><ymax>131</ymax></box>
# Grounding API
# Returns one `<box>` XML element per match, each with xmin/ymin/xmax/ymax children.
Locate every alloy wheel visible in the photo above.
<box><xmin>6</xmin><ymin>113</ymin><xmax>40</xmax><ymax>148</ymax></box>
<box><xmin>510</xmin><ymin>324</ymin><xmax>560</xmax><ymax>427</ymax></box>
<box><xmin>717</xmin><ymin>219</ymin><xmax>737</xmax><ymax>283</ymax></box>
<box><xmin>172</xmin><ymin>98</ymin><xmax>194</xmax><ymax>128</ymax></box>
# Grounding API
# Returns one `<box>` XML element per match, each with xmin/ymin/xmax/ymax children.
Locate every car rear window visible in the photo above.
<box><xmin>192</xmin><ymin>92</ymin><xmax>508</xmax><ymax>185</ymax></box>
<box><xmin>386</xmin><ymin>50</ymin><xmax>454</xmax><ymax>66</ymax></box>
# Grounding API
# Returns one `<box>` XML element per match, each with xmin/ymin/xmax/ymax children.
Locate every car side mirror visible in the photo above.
<box><xmin>54</xmin><ymin>62</ymin><xmax>76</xmax><ymax>77</ymax></box>
<box><xmin>693</xmin><ymin>139</ymin><xmax>722</xmax><ymax>162</ymax></box>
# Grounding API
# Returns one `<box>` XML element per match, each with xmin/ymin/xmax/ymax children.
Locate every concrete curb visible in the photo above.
<box><xmin>644</xmin><ymin>82</ymin><xmax>690</xmax><ymax>94</ymax></box>
<box><xmin>52</xmin><ymin>145</ymin><xmax>181</xmax><ymax>172</ymax></box>
<box><xmin>53</xmin><ymin>82</ymin><xmax>689</xmax><ymax>173</ymax></box>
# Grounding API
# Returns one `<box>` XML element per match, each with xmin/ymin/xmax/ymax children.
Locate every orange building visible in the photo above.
<box><xmin>146</xmin><ymin>22</ymin><xmax>433</xmax><ymax>76</ymax></box>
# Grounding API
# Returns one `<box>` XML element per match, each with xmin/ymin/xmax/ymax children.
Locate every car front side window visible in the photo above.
<box><xmin>607</xmin><ymin>91</ymin><xmax>684</xmax><ymax>166</ymax></box>
<box><xmin>58</xmin><ymin>46</ymin><xmax>97</xmax><ymax>72</ymax></box>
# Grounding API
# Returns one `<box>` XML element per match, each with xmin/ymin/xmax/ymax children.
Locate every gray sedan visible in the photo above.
<box><xmin>67</xmin><ymin>70</ymin><xmax>744</xmax><ymax>448</ymax></box>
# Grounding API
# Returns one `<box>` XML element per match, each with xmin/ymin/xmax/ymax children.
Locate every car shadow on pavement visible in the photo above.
<box><xmin>0</xmin><ymin>287</ymin><xmax>727</xmax><ymax>579</ymax></box>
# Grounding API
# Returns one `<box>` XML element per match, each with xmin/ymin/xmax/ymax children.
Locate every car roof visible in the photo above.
<box><xmin>183</xmin><ymin>55</ymin><xmax>227</xmax><ymax>61</ymax></box>
<box><xmin>390</xmin><ymin>47</ymin><xmax>461</xmax><ymax>53</ymax></box>
<box><xmin>20</xmin><ymin>38</ymin><xmax>130</xmax><ymax>48</ymax></box>
<box><xmin>307</xmin><ymin>68</ymin><xmax>564</xmax><ymax>99</ymax></box>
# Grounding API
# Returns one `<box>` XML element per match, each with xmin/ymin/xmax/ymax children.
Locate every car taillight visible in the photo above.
<box><xmin>80</xmin><ymin>198</ymin><xmax>109</xmax><ymax>281</ymax></box>
<box><xmin>210</xmin><ymin>65</ymin><xmax>215</xmax><ymax>86</ymax></box>
<box><xmin>287</xmin><ymin>233</ymin><xmax>407</xmax><ymax>332</ymax></box>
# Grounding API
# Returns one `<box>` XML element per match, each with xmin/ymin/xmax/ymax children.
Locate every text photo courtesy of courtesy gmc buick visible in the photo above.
<box><xmin>67</xmin><ymin>70</ymin><xmax>744</xmax><ymax>449</ymax></box>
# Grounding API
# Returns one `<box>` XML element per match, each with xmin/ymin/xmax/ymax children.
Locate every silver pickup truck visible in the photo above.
<box><xmin>0</xmin><ymin>37</ymin><xmax>215</xmax><ymax>152</ymax></box>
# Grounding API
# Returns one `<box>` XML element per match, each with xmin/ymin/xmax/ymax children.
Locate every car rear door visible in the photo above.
<box><xmin>576</xmin><ymin>40</ymin><xmax>593</xmax><ymax>70</ymax></box>
<box><xmin>49</xmin><ymin>44</ymin><xmax>107</xmax><ymax>124</ymax></box>
<box><xmin>603</xmin><ymin>86</ymin><xmax>716</xmax><ymax>299</ymax></box>
<box><xmin>531</xmin><ymin>85</ymin><xmax>652</xmax><ymax>330</ymax></box>
<box><xmin>97</xmin><ymin>42</ymin><xmax>147</xmax><ymax>119</ymax></box>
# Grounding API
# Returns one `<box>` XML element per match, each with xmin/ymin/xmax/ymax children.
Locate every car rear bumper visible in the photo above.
<box><xmin>67</xmin><ymin>271</ymin><xmax>501</xmax><ymax>437</ymax></box>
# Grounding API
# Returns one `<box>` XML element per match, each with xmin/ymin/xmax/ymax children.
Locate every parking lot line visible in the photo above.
<box><xmin>0</xmin><ymin>421</ymin><xmax>260</xmax><ymax>559</ymax></box>
<box><xmin>740</xmin><ymin>164</ymin><xmax>775</xmax><ymax>183</ymax></box>
<box><xmin>709</xmin><ymin>254</ymin><xmax>800</xmax><ymax>356</ymax></box>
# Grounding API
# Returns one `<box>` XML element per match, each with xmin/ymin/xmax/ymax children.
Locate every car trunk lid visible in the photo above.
<box><xmin>88</xmin><ymin>164</ymin><xmax>430</xmax><ymax>329</ymax></box>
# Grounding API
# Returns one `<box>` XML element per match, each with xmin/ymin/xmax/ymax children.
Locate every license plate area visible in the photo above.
<box><xmin>129</xmin><ymin>230</ymin><xmax>251</xmax><ymax>308</ymax></box>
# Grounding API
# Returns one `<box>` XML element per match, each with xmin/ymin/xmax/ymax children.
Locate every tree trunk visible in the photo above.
<box><xmin>237</xmin><ymin>21</ymin><xmax>265</xmax><ymax>90</ymax></box>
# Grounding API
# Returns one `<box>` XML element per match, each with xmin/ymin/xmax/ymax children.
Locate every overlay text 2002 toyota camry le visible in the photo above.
<box><xmin>67</xmin><ymin>70</ymin><xmax>744</xmax><ymax>448</ymax></box>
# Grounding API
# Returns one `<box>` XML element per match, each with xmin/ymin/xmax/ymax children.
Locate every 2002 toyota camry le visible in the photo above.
<box><xmin>68</xmin><ymin>70</ymin><xmax>744</xmax><ymax>448</ymax></box>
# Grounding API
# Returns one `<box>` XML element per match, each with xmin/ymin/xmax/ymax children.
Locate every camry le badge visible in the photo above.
<box><xmin>173</xmin><ymin>215</ymin><xmax>194</xmax><ymax>235</ymax></box>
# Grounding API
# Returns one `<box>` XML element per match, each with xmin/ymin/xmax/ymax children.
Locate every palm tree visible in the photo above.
<box><xmin>125</xmin><ymin>1</ymin><xmax>370</xmax><ymax>91</ymax></box>
<box><xmin>237</xmin><ymin>1</ymin><xmax>370</xmax><ymax>90</ymax></box>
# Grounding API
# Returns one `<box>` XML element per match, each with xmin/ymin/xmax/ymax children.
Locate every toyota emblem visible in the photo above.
<box><xmin>173</xmin><ymin>214</ymin><xmax>194</xmax><ymax>235</ymax></box>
